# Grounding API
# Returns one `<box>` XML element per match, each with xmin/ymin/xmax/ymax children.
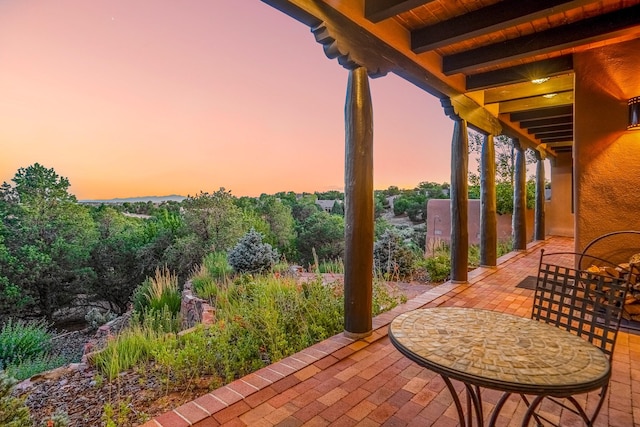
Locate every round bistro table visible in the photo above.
<box><xmin>389</xmin><ymin>307</ymin><xmax>611</xmax><ymax>427</ymax></box>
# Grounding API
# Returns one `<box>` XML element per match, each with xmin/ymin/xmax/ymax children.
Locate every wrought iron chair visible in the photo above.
<box><xmin>521</xmin><ymin>249</ymin><xmax>633</xmax><ymax>426</ymax></box>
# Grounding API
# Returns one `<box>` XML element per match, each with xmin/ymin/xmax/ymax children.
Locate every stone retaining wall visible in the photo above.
<box><xmin>180</xmin><ymin>280</ymin><xmax>215</xmax><ymax>330</ymax></box>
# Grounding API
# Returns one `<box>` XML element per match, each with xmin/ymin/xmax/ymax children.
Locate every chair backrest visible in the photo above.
<box><xmin>532</xmin><ymin>250</ymin><xmax>630</xmax><ymax>358</ymax></box>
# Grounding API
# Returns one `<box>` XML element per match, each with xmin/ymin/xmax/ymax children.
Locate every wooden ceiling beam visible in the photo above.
<box><xmin>483</xmin><ymin>74</ymin><xmax>573</xmax><ymax>104</ymax></box>
<box><xmin>541</xmin><ymin>135</ymin><xmax>573</xmax><ymax>143</ymax></box>
<box><xmin>442</xmin><ymin>4</ymin><xmax>640</xmax><ymax>75</ymax></box>
<box><xmin>365</xmin><ymin>0</ymin><xmax>434</xmax><ymax>23</ymax></box>
<box><xmin>466</xmin><ymin>57</ymin><xmax>573</xmax><ymax>90</ymax></box>
<box><xmin>411</xmin><ymin>0</ymin><xmax>582</xmax><ymax>53</ymax></box>
<box><xmin>535</xmin><ymin>130</ymin><xmax>573</xmax><ymax>139</ymax></box>
<box><xmin>527</xmin><ymin>123</ymin><xmax>573</xmax><ymax>134</ymax></box>
<box><xmin>510</xmin><ymin>105</ymin><xmax>573</xmax><ymax>122</ymax></box>
<box><xmin>498</xmin><ymin>91</ymin><xmax>573</xmax><ymax>114</ymax></box>
<box><xmin>519</xmin><ymin>115</ymin><xmax>573</xmax><ymax>128</ymax></box>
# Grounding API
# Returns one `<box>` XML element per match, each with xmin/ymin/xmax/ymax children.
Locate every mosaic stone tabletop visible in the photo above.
<box><xmin>389</xmin><ymin>307</ymin><xmax>610</xmax><ymax>395</ymax></box>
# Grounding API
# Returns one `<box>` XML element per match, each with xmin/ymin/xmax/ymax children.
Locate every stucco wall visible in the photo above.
<box><xmin>574</xmin><ymin>39</ymin><xmax>640</xmax><ymax>252</ymax></box>
<box><xmin>426</xmin><ymin>199</ymin><xmax>534</xmax><ymax>247</ymax></box>
<box><xmin>546</xmin><ymin>151</ymin><xmax>574</xmax><ymax>237</ymax></box>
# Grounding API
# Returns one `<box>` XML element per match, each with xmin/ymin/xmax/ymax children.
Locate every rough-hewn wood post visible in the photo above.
<box><xmin>534</xmin><ymin>150</ymin><xmax>546</xmax><ymax>241</ymax></box>
<box><xmin>344</xmin><ymin>67</ymin><xmax>373</xmax><ymax>338</ymax></box>
<box><xmin>442</xmin><ymin>99</ymin><xmax>468</xmax><ymax>283</ymax></box>
<box><xmin>480</xmin><ymin>133</ymin><xmax>497</xmax><ymax>267</ymax></box>
<box><xmin>512</xmin><ymin>138</ymin><xmax>527</xmax><ymax>250</ymax></box>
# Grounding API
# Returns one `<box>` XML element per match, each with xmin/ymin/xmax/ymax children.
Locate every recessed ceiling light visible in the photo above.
<box><xmin>531</xmin><ymin>78</ymin><xmax>550</xmax><ymax>84</ymax></box>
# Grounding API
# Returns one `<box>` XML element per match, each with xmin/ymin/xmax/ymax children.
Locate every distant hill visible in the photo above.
<box><xmin>80</xmin><ymin>195</ymin><xmax>186</xmax><ymax>204</ymax></box>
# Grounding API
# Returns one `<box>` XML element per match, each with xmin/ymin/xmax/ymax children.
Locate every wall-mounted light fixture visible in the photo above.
<box><xmin>629</xmin><ymin>97</ymin><xmax>640</xmax><ymax>130</ymax></box>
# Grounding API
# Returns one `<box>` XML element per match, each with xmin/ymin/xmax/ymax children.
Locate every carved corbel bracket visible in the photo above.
<box><xmin>440</xmin><ymin>97</ymin><xmax>462</xmax><ymax>121</ymax></box>
<box><xmin>312</xmin><ymin>21</ymin><xmax>389</xmax><ymax>78</ymax></box>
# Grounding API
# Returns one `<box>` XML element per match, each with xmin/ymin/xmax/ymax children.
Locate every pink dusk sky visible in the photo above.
<box><xmin>0</xmin><ymin>1</ymin><xmax>454</xmax><ymax>200</ymax></box>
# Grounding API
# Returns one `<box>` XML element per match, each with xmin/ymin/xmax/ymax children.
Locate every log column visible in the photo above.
<box><xmin>442</xmin><ymin>99</ymin><xmax>469</xmax><ymax>283</ymax></box>
<box><xmin>534</xmin><ymin>151</ymin><xmax>546</xmax><ymax>241</ymax></box>
<box><xmin>344</xmin><ymin>67</ymin><xmax>373</xmax><ymax>338</ymax></box>
<box><xmin>512</xmin><ymin>138</ymin><xmax>527</xmax><ymax>250</ymax></box>
<box><xmin>480</xmin><ymin>133</ymin><xmax>497</xmax><ymax>267</ymax></box>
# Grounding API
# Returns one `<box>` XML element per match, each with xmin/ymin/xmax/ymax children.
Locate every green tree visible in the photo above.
<box><xmin>290</xmin><ymin>194</ymin><xmax>321</xmax><ymax>224</ymax></box>
<box><xmin>256</xmin><ymin>196</ymin><xmax>296</xmax><ymax>257</ymax></box>
<box><xmin>468</xmin><ymin>132</ymin><xmax>537</xmax><ymax>214</ymax></box>
<box><xmin>88</xmin><ymin>206</ymin><xmax>148</xmax><ymax>314</ymax></box>
<box><xmin>330</xmin><ymin>200</ymin><xmax>344</xmax><ymax>216</ymax></box>
<box><xmin>0</xmin><ymin>164</ymin><xmax>97</xmax><ymax>320</ymax></box>
<box><xmin>296</xmin><ymin>211</ymin><xmax>344</xmax><ymax>265</ymax></box>
<box><xmin>181</xmin><ymin>188</ymin><xmax>244</xmax><ymax>252</ymax></box>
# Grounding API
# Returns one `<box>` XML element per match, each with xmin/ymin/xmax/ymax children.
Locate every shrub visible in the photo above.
<box><xmin>228</xmin><ymin>229</ymin><xmax>278</xmax><ymax>274</ymax></box>
<box><xmin>85</xmin><ymin>308</ymin><xmax>118</xmax><ymax>331</ymax></box>
<box><xmin>202</xmin><ymin>251</ymin><xmax>233</xmax><ymax>279</ymax></box>
<box><xmin>0</xmin><ymin>371</ymin><xmax>31</xmax><ymax>426</ymax></box>
<box><xmin>4</xmin><ymin>353</ymin><xmax>70</xmax><ymax>381</ymax></box>
<box><xmin>373</xmin><ymin>229</ymin><xmax>417</xmax><ymax>280</ymax></box>
<box><xmin>421</xmin><ymin>255</ymin><xmax>451</xmax><ymax>282</ymax></box>
<box><xmin>0</xmin><ymin>319</ymin><xmax>52</xmax><ymax>370</ymax></box>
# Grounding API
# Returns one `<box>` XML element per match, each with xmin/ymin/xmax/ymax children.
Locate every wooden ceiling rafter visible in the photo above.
<box><xmin>466</xmin><ymin>57</ymin><xmax>574</xmax><ymax>90</ymax></box>
<box><xmin>441</xmin><ymin>4</ymin><xmax>640</xmax><ymax>75</ymax></box>
<box><xmin>365</xmin><ymin>0</ymin><xmax>434</xmax><ymax>23</ymax></box>
<box><xmin>410</xmin><ymin>0</ymin><xmax>586</xmax><ymax>53</ymax></box>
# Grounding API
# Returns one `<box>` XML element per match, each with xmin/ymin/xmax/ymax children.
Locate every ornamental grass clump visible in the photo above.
<box><xmin>132</xmin><ymin>266</ymin><xmax>181</xmax><ymax>332</ymax></box>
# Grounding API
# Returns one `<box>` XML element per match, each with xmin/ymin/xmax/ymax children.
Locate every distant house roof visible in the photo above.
<box><xmin>316</xmin><ymin>199</ymin><xmax>339</xmax><ymax>212</ymax></box>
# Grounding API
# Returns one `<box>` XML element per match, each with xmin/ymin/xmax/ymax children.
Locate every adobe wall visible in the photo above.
<box><xmin>573</xmin><ymin>39</ymin><xmax>640</xmax><ymax>252</ymax></box>
<box><xmin>546</xmin><ymin>151</ymin><xmax>574</xmax><ymax>237</ymax></box>
<box><xmin>425</xmin><ymin>199</ymin><xmax>534</xmax><ymax>249</ymax></box>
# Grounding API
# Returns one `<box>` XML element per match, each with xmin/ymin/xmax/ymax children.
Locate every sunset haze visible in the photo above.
<box><xmin>0</xmin><ymin>1</ymin><xmax>453</xmax><ymax>200</ymax></box>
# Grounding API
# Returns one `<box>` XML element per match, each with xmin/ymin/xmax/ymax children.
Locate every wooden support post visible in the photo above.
<box><xmin>441</xmin><ymin>98</ymin><xmax>469</xmax><ymax>283</ymax></box>
<box><xmin>344</xmin><ymin>67</ymin><xmax>373</xmax><ymax>338</ymax></box>
<box><xmin>480</xmin><ymin>133</ymin><xmax>497</xmax><ymax>267</ymax></box>
<box><xmin>534</xmin><ymin>151</ymin><xmax>546</xmax><ymax>241</ymax></box>
<box><xmin>512</xmin><ymin>138</ymin><xmax>527</xmax><ymax>250</ymax></box>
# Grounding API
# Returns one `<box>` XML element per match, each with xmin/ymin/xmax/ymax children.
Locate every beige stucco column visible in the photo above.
<box><xmin>480</xmin><ymin>133</ymin><xmax>497</xmax><ymax>266</ymax></box>
<box><xmin>343</xmin><ymin>67</ymin><xmax>373</xmax><ymax>339</ymax></box>
<box><xmin>534</xmin><ymin>150</ymin><xmax>546</xmax><ymax>241</ymax></box>
<box><xmin>512</xmin><ymin>138</ymin><xmax>527</xmax><ymax>250</ymax></box>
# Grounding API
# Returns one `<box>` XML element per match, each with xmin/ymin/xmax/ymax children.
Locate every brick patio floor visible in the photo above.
<box><xmin>143</xmin><ymin>236</ymin><xmax>640</xmax><ymax>426</ymax></box>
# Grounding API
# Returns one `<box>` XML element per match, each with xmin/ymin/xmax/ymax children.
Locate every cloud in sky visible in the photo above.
<box><xmin>0</xmin><ymin>1</ymin><xmax>454</xmax><ymax>199</ymax></box>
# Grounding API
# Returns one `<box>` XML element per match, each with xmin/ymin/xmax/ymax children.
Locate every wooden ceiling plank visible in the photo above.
<box><xmin>484</xmin><ymin>74</ymin><xmax>573</xmax><ymax>103</ymax></box>
<box><xmin>510</xmin><ymin>105</ymin><xmax>573</xmax><ymax>121</ymax></box>
<box><xmin>365</xmin><ymin>0</ymin><xmax>434</xmax><ymax>23</ymax></box>
<box><xmin>466</xmin><ymin>56</ymin><xmax>573</xmax><ymax>90</ymax></box>
<box><xmin>411</xmin><ymin>0</ymin><xmax>581</xmax><ymax>53</ymax></box>
<box><xmin>442</xmin><ymin>4</ymin><xmax>640</xmax><ymax>75</ymax></box>
<box><xmin>498</xmin><ymin>91</ymin><xmax>573</xmax><ymax>114</ymax></box>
